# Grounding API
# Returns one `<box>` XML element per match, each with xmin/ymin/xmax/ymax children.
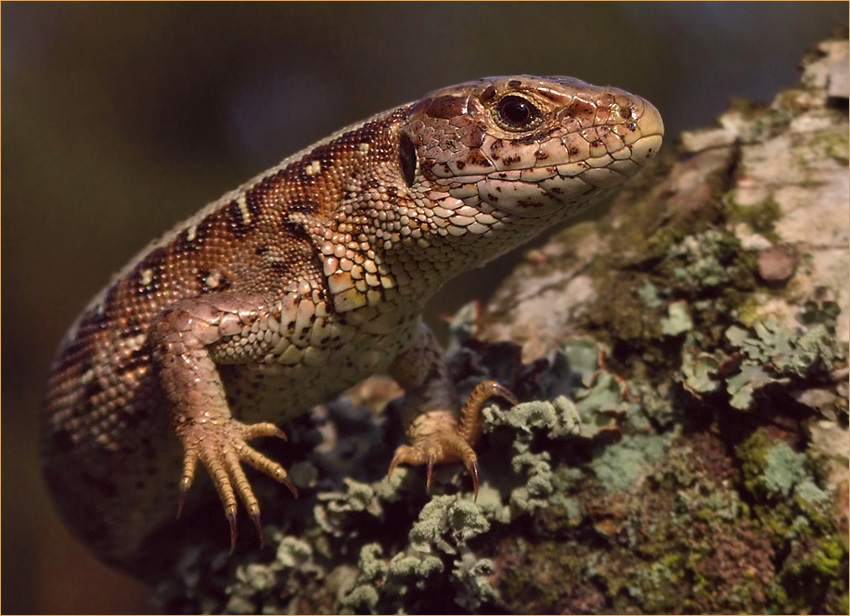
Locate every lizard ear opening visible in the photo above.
<box><xmin>399</xmin><ymin>132</ymin><xmax>417</xmax><ymax>188</ymax></box>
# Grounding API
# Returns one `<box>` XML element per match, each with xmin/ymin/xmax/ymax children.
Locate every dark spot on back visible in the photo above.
<box><xmin>289</xmin><ymin>199</ymin><xmax>319</xmax><ymax>214</ymax></box>
<box><xmin>197</xmin><ymin>269</ymin><xmax>232</xmax><ymax>294</ymax></box>
<box><xmin>226</xmin><ymin>200</ymin><xmax>251</xmax><ymax>236</ymax></box>
<box><xmin>245</xmin><ymin>171</ymin><xmax>285</xmax><ymax>217</ymax></box>
<box><xmin>136</xmin><ymin>248</ymin><xmax>168</xmax><ymax>296</ymax></box>
<box><xmin>513</xmin><ymin>135</ymin><xmax>538</xmax><ymax>146</ymax></box>
<box><xmin>83</xmin><ymin>377</ymin><xmax>104</xmax><ymax>400</ymax></box>
<box><xmin>117</xmin><ymin>346</ymin><xmax>150</xmax><ymax>375</ymax></box>
<box><xmin>281</xmin><ymin>215</ymin><xmax>312</xmax><ymax>242</ymax></box>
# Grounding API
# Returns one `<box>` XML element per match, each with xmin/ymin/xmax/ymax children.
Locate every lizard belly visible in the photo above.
<box><xmin>224</xmin><ymin>312</ymin><xmax>421</xmax><ymax>425</ymax></box>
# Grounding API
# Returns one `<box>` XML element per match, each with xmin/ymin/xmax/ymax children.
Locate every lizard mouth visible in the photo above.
<box><xmin>438</xmin><ymin>99</ymin><xmax>664</xmax><ymax>220</ymax></box>
<box><xmin>479</xmin><ymin>121</ymin><xmax>663</xmax><ymax>218</ymax></box>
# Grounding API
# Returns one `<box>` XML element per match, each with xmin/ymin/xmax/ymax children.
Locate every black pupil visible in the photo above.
<box><xmin>498</xmin><ymin>96</ymin><xmax>535</xmax><ymax>128</ymax></box>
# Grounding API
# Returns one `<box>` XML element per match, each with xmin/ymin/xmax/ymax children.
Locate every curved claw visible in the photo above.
<box><xmin>281</xmin><ymin>475</ymin><xmax>299</xmax><ymax>498</ymax></box>
<box><xmin>176</xmin><ymin>418</ymin><xmax>296</xmax><ymax>551</ymax></box>
<box><xmin>388</xmin><ymin>444</ymin><xmax>419</xmax><ymax>477</ymax></box>
<box><xmin>177</xmin><ymin>481</ymin><xmax>189</xmax><ymax>519</ymax></box>
<box><xmin>388</xmin><ymin>380</ymin><xmax>515</xmax><ymax>499</ymax></box>
<box><xmin>490</xmin><ymin>382</ymin><xmax>519</xmax><ymax>406</ymax></box>
<box><xmin>425</xmin><ymin>453</ymin><xmax>436</xmax><ymax>492</ymax></box>
<box><xmin>465</xmin><ymin>456</ymin><xmax>480</xmax><ymax>501</ymax></box>
<box><xmin>250</xmin><ymin>511</ymin><xmax>264</xmax><ymax>550</ymax></box>
<box><xmin>228</xmin><ymin>510</ymin><xmax>238</xmax><ymax>554</ymax></box>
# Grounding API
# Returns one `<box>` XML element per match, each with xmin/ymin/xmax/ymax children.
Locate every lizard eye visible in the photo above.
<box><xmin>495</xmin><ymin>95</ymin><xmax>540</xmax><ymax>131</ymax></box>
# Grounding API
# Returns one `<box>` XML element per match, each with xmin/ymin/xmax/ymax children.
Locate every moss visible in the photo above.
<box><xmin>738</xmin><ymin>428</ymin><xmax>782</xmax><ymax>499</ymax></box>
<box><xmin>734</xmin><ymin>428</ymin><xmax>848</xmax><ymax>611</ymax></box>
<box><xmin>724</xmin><ymin>194</ymin><xmax>782</xmax><ymax>242</ymax></box>
<box><xmin>808</xmin><ymin>131</ymin><xmax>850</xmax><ymax>163</ymax></box>
<box><xmin>582</xmin><ymin>265</ymin><xmax>665</xmax><ymax>346</ymax></box>
<box><xmin>772</xmin><ymin>534</ymin><xmax>850</xmax><ymax>613</ymax></box>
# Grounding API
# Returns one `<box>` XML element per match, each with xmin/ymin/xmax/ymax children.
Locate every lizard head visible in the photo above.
<box><xmin>396</xmin><ymin>75</ymin><xmax>663</xmax><ymax>263</ymax></box>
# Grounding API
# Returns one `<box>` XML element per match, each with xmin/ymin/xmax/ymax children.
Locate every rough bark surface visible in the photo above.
<box><xmin>151</xmin><ymin>38</ymin><xmax>849</xmax><ymax>614</ymax></box>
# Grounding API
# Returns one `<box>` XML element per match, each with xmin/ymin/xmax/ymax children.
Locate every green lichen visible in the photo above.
<box><xmin>591</xmin><ymin>432</ymin><xmax>672</xmax><ymax>492</ymax></box>
<box><xmin>730</xmin><ymin>316</ymin><xmax>842</xmax><ymax>375</ymax></box>
<box><xmin>681</xmin><ymin>333</ymin><xmax>724</xmax><ymax>395</ymax></box>
<box><xmin>681</xmin><ymin>315</ymin><xmax>844</xmax><ymax>411</ymax></box>
<box><xmin>409</xmin><ymin>496</ymin><xmax>490</xmax><ymax>554</ymax></box>
<box><xmin>340</xmin><ymin>582</ymin><xmax>379</xmax><ymax>614</ymax></box>
<box><xmin>664</xmin><ymin>228</ymin><xmax>753</xmax><ymax>294</ymax></box>
<box><xmin>764</xmin><ymin>441</ymin><xmax>810</xmax><ymax>497</ymax></box>
<box><xmin>726</xmin><ymin>317</ymin><xmax>842</xmax><ymax>409</ymax></box>
<box><xmin>339</xmin><ymin>501</ymin><xmax>500</xmax><ymax>613</ymax></box>
<box><xmin>660</xmin><ymin>299</ymin><xmax>694</xmax><ymax>336</ymax></box>
<box><xmin>451</xmin><ymin>551</ymin><xmax>499</xmax><ymax>611</ymax></box>
<box><xmin>484</xmin><ymin>396</ymin><xmax>580</xmax><ymax>438</ymax></box>
<box><xmin>314</xmin><ymin>477</ymin><xmax>383</xmax><ymax>535</ymax></box>
<box><xmin>739</xmin><ymin>429</ymin><xmax>797</xmax><ymax>501</ymax></box>
<box><xmin>275</xmin><ymin>535</ymin><xmax>314</xmax><ymax>570</ymax></box>
<box><xmin>637</xmin><ymin>281</ymin><xmax>663</xmax><ymax>309</ymax></box>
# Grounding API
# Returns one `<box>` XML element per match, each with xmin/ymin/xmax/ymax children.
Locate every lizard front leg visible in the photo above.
<box><xmin>149</xmin><ymin>293</ymin><xmax>297</xmax><ymax>551</ymax></box>
<box><xmin>387</xmin><ymin>322</ymin><xmax>516</xmax><ymax>497</ymax></box>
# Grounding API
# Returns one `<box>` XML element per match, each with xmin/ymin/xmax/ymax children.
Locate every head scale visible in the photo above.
<box><xmin>395</xmin><ymin>75</ymin><xmax>663</xmax><ymax>263</ymax></box>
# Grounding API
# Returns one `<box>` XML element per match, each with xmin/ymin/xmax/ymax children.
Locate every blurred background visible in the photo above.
<box><xmin>3</xmin><ymin>3</ymin><xmax>847</xmax><ymax>613</ymax></box>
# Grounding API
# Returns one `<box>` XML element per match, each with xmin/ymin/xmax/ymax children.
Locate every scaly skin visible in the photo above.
<box><xmin>42</xmin><ymin>75</ymin><xmax>663</xmax><ymax>576</ymax></box>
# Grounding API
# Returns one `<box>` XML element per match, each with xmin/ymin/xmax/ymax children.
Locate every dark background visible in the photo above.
<box><xmin>3</xmin><ymin>3</ymin><xmax>846</xmax><ymax>613</ymax></box>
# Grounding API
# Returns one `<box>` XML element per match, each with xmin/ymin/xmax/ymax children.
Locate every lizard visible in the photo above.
<box><xmin>42</xmin><ymin>75</ymin><xmax>663</xmax><ymax>577</ymax></box>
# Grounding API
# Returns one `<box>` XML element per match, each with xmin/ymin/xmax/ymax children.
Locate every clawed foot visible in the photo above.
<box><xmin>388</xmin><ymin>380</ymin><xmax>517</xmax><ymax>499</ymax></box>
<box><xmin>177</xmin><ymin>420</ymin><xmax>297</xmax><ymax>552</ymax></box>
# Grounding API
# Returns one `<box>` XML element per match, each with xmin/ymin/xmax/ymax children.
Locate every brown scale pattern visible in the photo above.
<box><xmin>41</xmin><ymin>76</ymin><xmax>663</xmax><ymax>576</ymax></box>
